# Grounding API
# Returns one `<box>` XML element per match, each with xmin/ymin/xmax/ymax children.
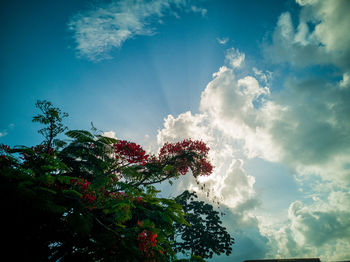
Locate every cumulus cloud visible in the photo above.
<box><xmin>158</xmin><ymin>41</ymin><xmax>350</xmax><ymax>259</ymax></box>
<box><xmin>199</xmin><ymin>65</ymin><xmax>277</xmax><ymax>161</ymax></box>
<box><xmin>102</xmin><ymin>130</ymin><xmax>117</xmax><ymax>139</ymax></box>
<box><xmin>156</xmin><ymin>67</ymin><xmax>271</xmax><ymax>260</ymax></box>
<box><xmin>256</xmin><ymin>1</ymin><xmax>350</xmax><ymax>259</ymax></box>
<box><xmin>260</xmin><ymin>0</ymin><xmax>350</xmax><ymax>185</ymax></box>
<box><xmin>68</xmin><ymin>0</ymin><xmax>206</xmax><ymax>61</ymax></box>
<box><xmin>268</xmin><ymin>77</ymin><xmax>350</xmax><ymax>184</ymax></box>
<box><xmin>157</xmin><ymin>111</ymin><xmax>211</xmax><ymax>145</ymax></box>
<box><xmin>220</xmin><ymin>160</ymin><xmax>258</xmax><ymax>210</ymax></box>
<box><xmin>261</xmin><ymin>190</ymin><xmax>350</xmax><ymax>260</ymax></box>
<box><xmin>157</xmin><ymin>113</ymin><xmax>271</xmax><ymax>260</ymax></box>
<box><xmin>265</xmin><ymin>0</ymin><xmax>350</xmax><ymax>70</ymax></box>
<box><xmin>155</xmin><ymin>1</ymin><xmax>350</xmax><ymax>259</ymax></box>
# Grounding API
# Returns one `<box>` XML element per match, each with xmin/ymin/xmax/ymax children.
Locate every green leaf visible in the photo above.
<box><xmin>56</xmin><ymin>175</ymin><xmax>75</xmax><ymax>185</ymax></box>
<box><xmin>121</xmin><ymin>166</ymin><xmax>140</xmax><ymax>179</ymax></box>
<box><xmin>67</xmin><ymin>212</ymin><xmax>92</xmax><ymax>236</ymax></box>
<box><xmin>37</xmin><ymin>186</ymin><xmax>57</xmax><ymax>195</ymax></box>
<box><xmin>62</xmin><ymin>189</ymin><xmax>82</xmax><ymax>199</ymax></box>
<box><xmin>65</xmin><ymin>130</ymin><xmax>95</xmax><ymax>142</ymax></box>
<box><xmin>163</xmin><ymin>164</ymin><xmax>174</xmax><ymax>172</ymax></box>
<box><xmin>97</xmin><ymin>135</ymin><xmax>118</xmax><ymax>144</ymax></box>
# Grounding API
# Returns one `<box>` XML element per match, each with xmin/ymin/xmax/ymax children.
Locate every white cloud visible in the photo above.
<box><xmin>155</xmin><ymin>2</ymin><xmax>350</xmax><ymax>259</ymax></box>
<box><xmin>267</xmin><ymin>76</ymin><xmax>350</xmax><ymax>185</ymax></box>
<box><xmin>102</xmin><ymin>131</ymin><xmax>117</xmax><ymax>139</ymax></box>
<box><xmin>199</xmin><ymin>65</ymin><xmax>278</xmax><ymax>162</ymax></box>
<box><xmin>217</xmin><ymin>37</ymin><xmax>229</xmax><ymax>45</ymax></box>
<box><xmin>156</xmin><ymin>105</ymin><xmax>271</xmax><ymax>262</ymax></box>
<box><xmin>156</xmin><ymin>106</ymin><xmax>260</xmax><ymax>210</ymax></box>
<box><xmin>256</xmin><ymin>1</ymin><xmax>350</xmax><ymax>259</ymax></box>
<box><xmin>0</xmin><ymin>131</ymin><xmax>7</xmax><ymax>138</ymax></box>
<box><xmin>258</xmin><ymin>0</ymin><xmax>350</xmax><ymax>185</ymax></box>
<box><xmin>156</xmin><ymin>61</ymin><xmax>271</xmax><ymax>260</ymax></box>
<box><xmin>190</xmin><ymin>5</ymin><xmax>207</xmax><ymax>17</ymax></box>
<box><xmin>340</xmin><ymin>71</ymin><xmax>350</xmax><ymax>89</ymax></box>
<box><xmin>225</xmin><ymin>48</ymin><xmax>245</xmax><ymax>68</ymax></box>
<box><xmin>0</xmin><ymin>124</ymin><xmax>15</xmax><ymax>138</ymax></box>
<box><xmin>253</xmin><ymin>67</ymin><xmax>272</xmax><ymax>84</ymax></box>
<box><xmin>261</xmin><ymin>190</ymin><xmax>350</xmax><ymax>260</ymax></box>
<box><xmin>68</xmin><ymin>0</ymin><xmax>206</xmax><ymax>61</ymax></box>
<box><xmin>265</xmin><ymin>0</ymin><xmax>350</xmax><ymax>70</ymax></box>
<box><xmin>220</xmin><ymin>160</ymin><xmax>258</xmax><ymax>210</ymax></box>
<box><xmin>158</xmin><ymin>42</ymin><xmax>350</xmax><ymax>259</ymax></box>
<box><xmin>157</xmin><ymin>111</ymin><xmax>211</xmax><ymax>145</ymax></box>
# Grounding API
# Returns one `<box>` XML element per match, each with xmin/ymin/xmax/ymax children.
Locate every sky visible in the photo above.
<box><xmin>1</xmin><ymin>0</ymin><xmax>350</xmax><ymax>261</ymax></box>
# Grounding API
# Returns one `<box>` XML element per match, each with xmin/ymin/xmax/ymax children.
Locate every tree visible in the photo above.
<box><xmin>174</xmin><ymin>191</ymin><xmax>235</xmax><ymax>259</ymax></box>
<box><xmin>32</xmin><ymin>100</ymin><xmax>69</xmax><ymax>151</ymax></box>
<box><xmin>0</xmin><ymin>101</ymin><xmax>234</xmax><ymax>261</ymax></box>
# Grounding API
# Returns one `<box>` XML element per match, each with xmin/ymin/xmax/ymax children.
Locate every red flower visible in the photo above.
<box><xmin>137</xmin><ymin>230</ymin><xmax>158</xmax><ymax>254</ymax></box>
<box><xmin>137</xmin><ymin>220</ymin><xmax>144</xmax><ymax>227</ymax></box>
<box><xmin>82</xmin><ymin>192</ymin><xmax>96</xmax><ymax>203</ymax></box>
<box><xmin>113</xmin><ymin>140</ymin><xmax>149</xmax><ymax>165</ymax></box>
<box><xmin>1</xmin><ymin>145</ymin><xmax>11</xmax><ymax>152</ymax></box>
<box><xmin>158</xmin><ymin>139</ymin><xmax>213</xmax><ymax>177</ymax></box>
<box><xmin>136</xmin><ymin>196</ymin><xmax>143</xmax><ymax>202</ymax></box>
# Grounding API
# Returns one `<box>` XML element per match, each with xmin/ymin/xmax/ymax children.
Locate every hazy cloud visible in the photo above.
<box><xmin>268</xmin><ymin>77</ymin><xmax>350</xmax><ymax>184</ymax></box>
<box><xmin>217</xmin><ymin>37</ymin><xmax>229</xmax><ymax>45</ymax></box>
<box><xmin>225</xmin><ymin>48</ymin><xmax>245</xmax><ymax>68</ymax></box>
<box><xmin>68</xmin><ymin>0</ymin><xmax>206</xmax><ymax>61</ymax></box>
<box><xmin>190</xmin><ymin>5</ymin><xmax>207</xmax><ymax>17</ymax></box>
<box><xmin>0</xmin><ymin>131</ymin><xmax>8</xmax><ymax>138</ymax></box>
<box><xmin>253</xmin><ymin>67</ymin><xmax>272</xmax><ymax>85</ymax></box>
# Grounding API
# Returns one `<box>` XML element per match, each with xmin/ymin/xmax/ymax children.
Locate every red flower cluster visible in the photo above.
<box><xmin>158</xmin><ymin>139</ymin><xmax>213</xmax><ymax>177</ymax></box>
<box><xmin>159</xmin><ymin>139</ymin><xmax>210</xmax><ymax>158</ymax></box>
<box><xmin>137</xmin><ymin>230</ymin><xmax>157</xmax><ymax>255</ymax></box>
<box><xmin>71</xmin><ymin>178</ymin><xmax>96</xmax><ymax>205</ymax></box>
<box><xmin>137</xmin><ymin>220</ymin><xmax>144</xmax><ymax>227</ymax></box>
<box><xmin>71</xmin><ymin>178</ymin><xmax>91</xmax><ymax>189</ymax></box>
<box><xmin>99</xmin><ymin>187</ymin><xmax>127</xmax><ymax>200</ymax></box>
<box><xmin>1</xmin><ymin>145</ymin><xmax>11</xmax><ymax>152</ymax></box>
<box><xmin>198</xmin><ymin>158</ymin><xmax>213</xmax><ymax>176</ymax></box>
<box><xmin>113</xmin><ymin>140</ymin><xmax>149</xmax><ymax>166</ymax></box>
<box><xmin>135</xmin><ymin>196</ymin><xmax>143</xmax><ymax>203</ymax></box>
<box><xmin>0</xmin><ymin>145</ymin><xmax>10</xmax><ymax>160</ymax></box>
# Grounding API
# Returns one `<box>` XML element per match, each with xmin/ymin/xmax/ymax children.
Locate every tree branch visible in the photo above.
<box><xmin>94</xmin><ymin>216</ymin><xmax>120</xmax><ymax>237</ymax></box>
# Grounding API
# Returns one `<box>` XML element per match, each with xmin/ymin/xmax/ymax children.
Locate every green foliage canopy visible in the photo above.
<box><xmin>174</xmin><ymin>191</ymin><xmax>235</xmax><ymax>259</ymax></box>
<box><xmin>0</xmin><ymin>101</ymin><xmax>234</xmax><ymax>261</ymax></box>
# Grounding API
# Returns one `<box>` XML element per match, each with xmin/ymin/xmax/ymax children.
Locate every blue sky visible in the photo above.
<box><xmin>0</xmin><ymin>0</ymin><xmax>296</xmax><ymax>145</ymax></box>
<box><xmin>1</xmin><ymin>0</ymin><xmax>350</xmax><ymax>261</ymax></box>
